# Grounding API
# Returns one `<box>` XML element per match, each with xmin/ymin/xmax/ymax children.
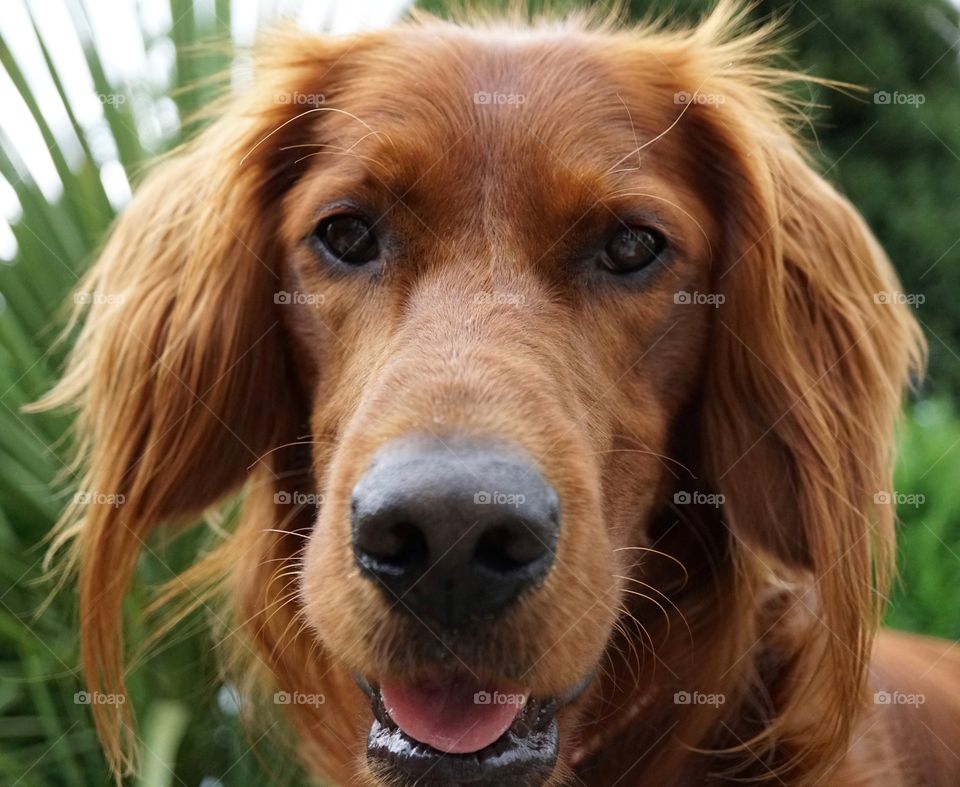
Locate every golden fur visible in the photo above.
<box><xmin>38</xmin><ymin>2</ymin><xmax>960</xmax><ymax>785</ymax></box>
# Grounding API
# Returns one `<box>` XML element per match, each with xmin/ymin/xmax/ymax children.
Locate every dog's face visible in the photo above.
<box><xmin>53</xmin><ymin>10</ymin><xmax>923</xmax><ymax>787</ymax></box>
<box><xmin>282</xmin><ymin>28</ymin><xmax>717</xmax><ymax>783</ymax></box>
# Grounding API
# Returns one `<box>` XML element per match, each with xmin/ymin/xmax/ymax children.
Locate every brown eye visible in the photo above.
<box><xmin>601</xmin><ymin>226</ymin><xmax>667</xmax><ymax>274</ymax></box>
<box><xmin>312</xmin><ymin>215</ymin><xmax>379</xmax><ymax>264</ymax></box>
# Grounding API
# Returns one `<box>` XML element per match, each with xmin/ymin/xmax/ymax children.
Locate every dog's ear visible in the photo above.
<box><xmin>34</xmin><ymin>35</ymin><xmax>348</xmax><ymax>776</ymax></box>
<box><xmin>697</xmin><ymin>88</ymin><xmax>925</xmax><ymax>757</ymax></box>
<box><xmin>680</xmin><ymin>19</ymin><xmax>925</xmax><ymax>766</ymax></box>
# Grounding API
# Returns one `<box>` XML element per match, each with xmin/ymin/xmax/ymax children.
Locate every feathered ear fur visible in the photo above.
<box><xmin>677</xmin><ymin>5</ymin><xmax>925</xmax><ymax>776</ymax></box>
<box><xmin>33</xmin><ymin>33</ymin><xmax>351</xmax><ymax>776</ymax></box>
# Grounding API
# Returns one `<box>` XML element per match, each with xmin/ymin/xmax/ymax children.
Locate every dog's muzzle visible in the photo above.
<box><xmin>348</xmin><ymin>435</ymin><xmax>579</xmax><ymax>784</ymax></box>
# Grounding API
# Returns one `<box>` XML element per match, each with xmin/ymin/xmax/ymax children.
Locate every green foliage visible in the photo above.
<box><xmin>888</xmin><ymin>400</ymin><xmax>960</xmax><ymax>639</ymax></box>
<box><xmin>0</xmin><ymin>0</ymin><xmax>958</xmax><ymax>784</ymax></box>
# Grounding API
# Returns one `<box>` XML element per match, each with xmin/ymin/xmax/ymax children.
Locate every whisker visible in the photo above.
<box><xmin>613</xmin><ymin>546</ymin><xmax>690</xmax><ymax>588</ymax></box>
<box><xmin>605</xmin><ymin>93</ymin><xmax>700</xmax><ymax>173</ymax></box>
<box><xmin>588</xmin><ymin>445</ymin><xmax>695</xmax><ymax>476</ymax></box>
<box><xmin>240</xmin><ymin>107</ymin><xmax>392</xmax><ymax>167</ymax></box>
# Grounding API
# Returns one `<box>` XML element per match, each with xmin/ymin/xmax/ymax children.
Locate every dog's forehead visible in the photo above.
<box><xmin>317</xmin><ymin>27</ymin><xmax>684</xmax><ymax>180</ymax></box>
<box><xmin>278</xmin><ymin>26</ymin><xmax>713</xmax><ymax>257</ymax></box>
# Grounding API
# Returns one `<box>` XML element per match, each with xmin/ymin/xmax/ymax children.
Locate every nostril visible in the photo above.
<box><xmin>355</xmin><ymin>520</ymin><xmax>428</xmax><ymax>576</ymax></box>
<box><xmin>474</xmin><ymin>523</ymin><xmax>549</xmax><ymax>574</ymax></box>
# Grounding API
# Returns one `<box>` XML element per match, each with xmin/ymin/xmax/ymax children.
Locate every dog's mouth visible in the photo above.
<box><xmin>357</xmin><ymin>671</ymin><xmax>592</xmax><ymax>786</ymax></box>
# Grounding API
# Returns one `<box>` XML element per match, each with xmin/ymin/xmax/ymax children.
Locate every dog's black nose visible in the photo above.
<box><xmin>351</xmin><ymin>436</ymin><xmax>559</xmax><ymax>629</ymax></box>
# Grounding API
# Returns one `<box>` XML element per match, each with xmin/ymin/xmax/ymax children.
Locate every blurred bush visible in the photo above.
<box><xmin>888</xmin><ymin>399</ymin><xmax>960</xmax><ymax>639</ymax></box>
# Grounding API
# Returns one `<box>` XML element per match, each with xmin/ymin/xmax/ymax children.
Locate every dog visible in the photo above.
<box><xmin>40</xmin><ymin>2</ymin><xmax>960</xmax><ymax>785</ymax></box>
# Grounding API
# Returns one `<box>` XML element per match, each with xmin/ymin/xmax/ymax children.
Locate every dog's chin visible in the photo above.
<box><xmin>356</xmin><ymin>671</ymin><xmax>592</xmax><ymax>786</ymax></box>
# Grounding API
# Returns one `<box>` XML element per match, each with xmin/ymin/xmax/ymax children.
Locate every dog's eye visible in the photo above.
<box><xmin>601</xmin><ymin>227</ymin><xmax>667</xmax><ymax>274</ymax></box>
<box><xmin>311</xmin><ymin>215</ymin><xmax>379</xmax><ymax>264</ymax></box>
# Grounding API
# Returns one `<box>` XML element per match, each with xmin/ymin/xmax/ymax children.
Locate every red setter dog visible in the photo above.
<box><xmin>41</xmin><ymin>2</ymin><xmax>960</xmax><ymax>785</ymax></box>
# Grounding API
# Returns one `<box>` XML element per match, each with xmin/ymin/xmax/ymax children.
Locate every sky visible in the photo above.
<box><xmin>0</xmin><ymin>0</ymin><xmax>412</xmax><ymax>260</ymax></box>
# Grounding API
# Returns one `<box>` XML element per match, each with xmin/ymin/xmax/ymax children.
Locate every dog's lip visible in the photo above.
<box><xmin>356</xmin><ymin>671</ymin><xmax>593</xmax><ymax>786</ymax></box>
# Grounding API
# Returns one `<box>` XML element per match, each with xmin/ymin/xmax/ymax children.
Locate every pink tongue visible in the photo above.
<box><xmin>381</xmin><ymin>675</ymin><xmax>523</xmax><ymax>754</ymax></box>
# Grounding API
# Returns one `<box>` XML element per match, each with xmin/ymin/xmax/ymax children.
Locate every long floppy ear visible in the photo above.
<box><xmin>34</xmin><ymin>34</ymin><xmax>349</xmax><ymax>777</ymax></box>
<box><xmin>680</xmin><ymin>13</ymin><xmax>925</xmax><ymax>774</ymax></box>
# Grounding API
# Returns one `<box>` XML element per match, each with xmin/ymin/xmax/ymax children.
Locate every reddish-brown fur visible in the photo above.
<box><xmin>38</xmin><ymin>2</ymin><xmax>960</xmax><ymax>785</ymax></box>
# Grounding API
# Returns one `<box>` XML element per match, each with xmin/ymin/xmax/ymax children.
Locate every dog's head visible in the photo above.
<box><xmin>46</xmin><ymin>3</ymin><xmax>923</xmax><ymax>785</ymax></box>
